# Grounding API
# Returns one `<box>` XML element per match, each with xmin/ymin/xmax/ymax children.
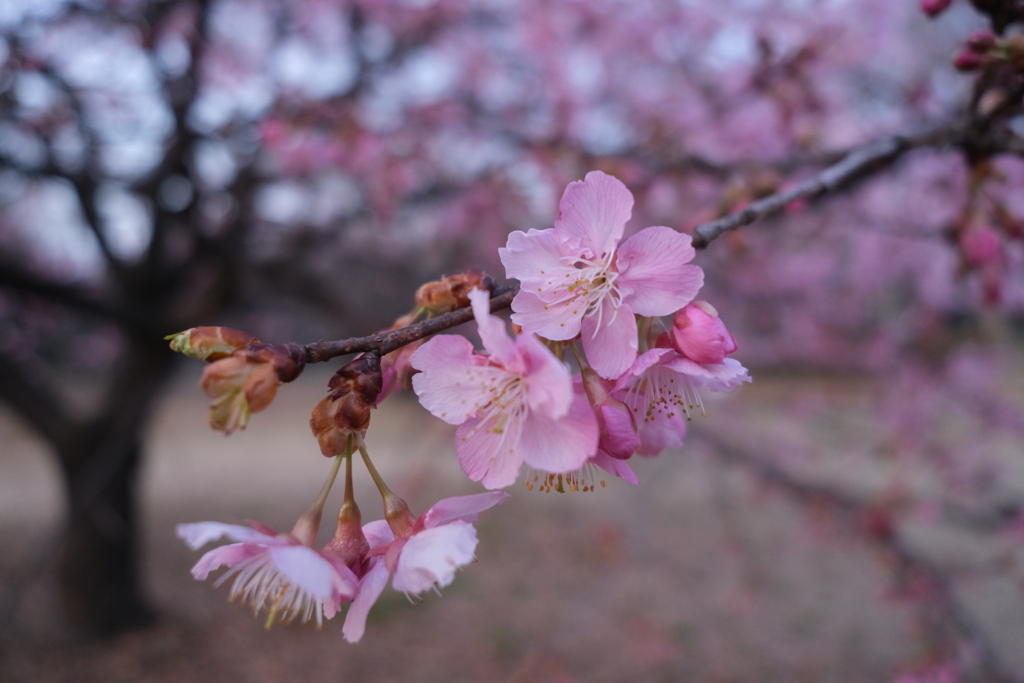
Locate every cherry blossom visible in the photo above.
<box><xmin>615</xmin><ymin>343</ymin><xmax>751</xmax><ymax>456</ymax></box>
<box><xmin>500</xmin><ymin>171</ymin><xmax>704</xmax><ymax>379</ymax></box>
<box><xmin>342</xmin><ymin>492</ymin><xmax>509</xmax><ymax>642</ymax></box>
<box><xmin>411</xmin><ymin>288</ymin><xmax>598</xmax><ymax>489</ymax></box>
<box><xmin>177</xmin><ymin>521</ymin><xmax>359</xmax><ymax>627</ymax></box>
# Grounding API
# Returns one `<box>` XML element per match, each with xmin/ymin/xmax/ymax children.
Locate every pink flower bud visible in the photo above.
<box><xmin>581</xmin><ymin>368</ymin><xmax>640</xmax><ymax>460</ymax></box>
<box><xmin>920</xmin><ymin>0</ymin><xmax>953</xmax><ymax>17</ymax></box>
<box><xmin>960</xmin><ymin>225</ymin><xmax>1003</xmax><ymax>267</ymax></box>
<box><xmin>966</xmin><ymin>30</ymin><xmax>997</xmax><ymax>53</ymax></box>
<box><xmin>670</xmin><ymin>301</ymin><xmax>738</xmax><ymax>365</ymax></box>
<box><xmin>953</xmin><ymin>49</ymin><xmax>986</xmax><ymax>71</ymax></box>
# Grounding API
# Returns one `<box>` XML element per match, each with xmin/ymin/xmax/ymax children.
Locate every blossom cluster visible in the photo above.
<box><xmin>412</xmin><ymin>171</ymin><xmax>750</xmax><ymax>491</ymax></box>
<box><xmin>178</xmin><ymin>486</ymin><xmax>508</xmax><ymax>641</ymax></box>
<box><xmin>173</xmin><ymin>171</ymin><xmax>749</xmax><ymax>638</ymax></box>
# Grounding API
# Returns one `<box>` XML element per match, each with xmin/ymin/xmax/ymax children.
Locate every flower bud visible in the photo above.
<box><xmin>415</xmin><ymin>270</ymin><xmax>496</xmax><ymax>313</ymax></box>
<box><xmin>310</xmin><ymin>355</ymin><xmax>383</xmax><ymax>457</ymax></box>
<box><xmin>920</xmin><ymin>0</ymin><xmax>952</xmax><ymax>17</ymax></box>
<box><xmin>378</xmin><ymin>340</ymin><xmax>424</xmax><ymax>404</ymax></box>
<box><xmin>953</xmin><ymin>49</ymin><xmax>986</xmax><ymax>71</ymax></box>
<box><xmin>960</xmin><ymin>225</ymin><xmax>1003</xmax><ymax>267</ymax></box>
<box><xmin>966</xmin><ymin>30</ymin><xmax>997</xmax><ymax>54</ymax></box>
<box><xmin>581</xmin><ymin>368</ymin><xmax>640</xmax><ymax>460</ymax></box>
<box><xmin>166</xmin><ymin>326</ymin><xmax>258</xmax><ymax>361</ymax></box>
<box><xmin>670</xmin><ymin>301</ymin><xmax>738</xmax><ymax>365</ymax></box>
<box><xmin>201</xmin><ymin>343</ymin><xmax>306</xmax><ymax>434</ymax></box>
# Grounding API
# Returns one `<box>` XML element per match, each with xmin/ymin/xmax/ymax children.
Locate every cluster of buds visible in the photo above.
<box><xmin>202</xmin><ymin>343</ymin><xmax>306</xmax><ymax>434</ymax></box>
<box><xmin>414</xmin><ymin>269</ymin><xmax>496</xmax><ymax>314</ymax></box>
<box><xmin>167</xmin><ymin>326</ymin><xmax>306</xmax><ymax>434</ymax></box>
<box><xmin>310</xmin><ymin>355</ymin><xmax>383</xmax><ymax>457</ymax></box>
<box><xmin>953</xmin><ymin>31</ymin><xmax>1024</xmax><ymax>72</ymax></box>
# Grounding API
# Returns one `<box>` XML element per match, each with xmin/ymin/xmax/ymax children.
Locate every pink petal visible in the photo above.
<box><xmin>703</xmin><ymin>358</ymin><xmax>752</xmax><ymax>392</ymax></box>
<box><xmin>635</xmin><ymin>401</ymin><xmax>687</xmax><ymax>456</ymax></box>
<box><xmin>590</xmin><ymin>450</ymin><xmax>640</xmax><ymax>485</ymax></box>
<box><xmin>580</xmin><ymin>299</ymin><xmax>638</xmax><ymax>379</ymax></box>
<box><xmin>342</xmin><ymin>560</ymin><xmax>390</xmax><ymax>643</ymax></box>
<box><xmin>411</xmin><ymin>335</ymin><xmax>498</xmax><ymax>425</ymax></box>
<box><xmin>555</xmin><ymin>170</ymin><xmax>633</xmax><ymax>258</ymax></box>
<box><xmin>176</xmin><ymin>522</ymin><xmax>274</xmax><ymax>550</ymax></box>
<box><xmin>469</xmin><ymin>288</ymin><xmax>522</xmax><ymax>372</ymax></box>
<box><xmin>190</xmin><ymin>543</ymin><xmax>267</xmax><ymax>580</ymax></box>
<box><xmin>500</xmin><ymin>228</ymin><xmax>575</xmax><ymax>289</ymax></box>
<box><xmin>616</xmin><ymin>227</ymin><xmax>703</xmax><ymax>316</ymax></box>
<box><xmin>421</xmin><ymin>492</ymin><xmax>511</xmax><ymax>529</ymax></box>
<box><xmin>614</xmin><ymin>348</ymin><xmax>674</xmax><ymax>392</ymax></box>
<box><xmin>662</xmin><ymin>356</ymin><xmax>751</xmax><ymax>391</ymax></box>
<box><xmin>517</xmin><ymin>389</ymin><xmax>598</xmax><ymax>473</ymax></box>
<box><xmin>362</xmin><ymin>520</ymin><xmax>396</xmax><ymax>549</ymax></box>
<box><xmin>510</xmin><ymin>290</ymin><xmax>583</xmax><ymax>341</ymax></box>
<box><xmin>392</xmin><ymin>522</ymin><xmax>478</xmax><ymax>594</ymax></box>
<box><xmin>456</xmin><ymin>416</ymin><xmax>525</xmax><ymax>489</ymax></box>
<box><xmin>597</xmin><ymin>404</ymin><xmax>641</xmax><ymax>459</ymax></box>
<box><xmin>518</xmin><ymin>333</ymin><xmax>573</xmax><ymax>418</ymax></box>
<box><xmin>269</xmin><ymin>545</ymin><xmax>346</xmax><ymax>601</ymax></box>
<box><xmin>322</xmin><ymin>561</ymin><xmax>361</xmax><ymax>619</ymax></box>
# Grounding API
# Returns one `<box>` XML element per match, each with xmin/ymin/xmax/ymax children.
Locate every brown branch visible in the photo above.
<box><xmin>301</xmin><ymin>285</ymin><xmax>518</xmax><ymax>363</ymax></box>
<box><xmin>689</xmin><ymin>122</ymin><xmax>965</xmax><ymax>249</ymax></box>
<box><xmin>700</xmin><ymin>432</ymin><xmax>1013</xmax><ymax>683</ymax></box>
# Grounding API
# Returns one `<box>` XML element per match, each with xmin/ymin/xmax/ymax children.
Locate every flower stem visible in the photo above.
<box><xmin>290</xmin><ymin>443</ymin><xmax>347</xmax><ymax>545</ymax></box>
<box><xmin>355</xmin><ymin>433</ymin><xmax>415</xmax><ymax>538</ymax></box>
<box><xmin>569</xmin><ymin>342</ymin><xmax>589</xmax><ymax>369</ymax></box>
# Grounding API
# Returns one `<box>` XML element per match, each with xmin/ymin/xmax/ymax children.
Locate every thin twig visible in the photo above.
<box><xmin>301</xmin><ymin>285</ymin><xmax>518</xmax><ymax>363</ymax></box>
<box><xmin>689</xmin><ymin>123</ymin><xmax>964</xmax><ymax>249</ymax></box>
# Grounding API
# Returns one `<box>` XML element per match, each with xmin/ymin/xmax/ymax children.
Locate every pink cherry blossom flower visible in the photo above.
<box><xmin>177</xmin><ymin>521</ymin><xmax>358</xmax><ymax>627</ymax></box>
<box><xmin>500</xmin><ymin>170</ymin><xmax>704</xmax><ymax>379</ymax></box>
<box><xmin>411</xmin><ymin>288</ymin><xmax>599</xmax><ymax>489</ymax></box>
<box><xmin>670</xmin><ymin>301</ymin><xmax>739</xmax><ymax>365</ymax></box>
<box><xmin>342</xmin><ymin>492</ymin><xmax>509</xmax><ymax>642</ymax></box>
<box><xmin>615</xmin><ymin>343</ymin><xmax>750</xmax><ymax>456</ymax></box>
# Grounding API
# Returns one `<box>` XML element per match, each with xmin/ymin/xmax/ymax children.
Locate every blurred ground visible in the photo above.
<box><xmin>1</xmin><ymin>367</ymin><xmax>1022</xmax><ymax>683</ymax></box>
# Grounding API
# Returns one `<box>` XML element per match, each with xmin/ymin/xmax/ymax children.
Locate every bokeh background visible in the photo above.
<box><xmin>2</xmin><ymin>0</ymin><xmax>1024</xmax><ymax>681</ymax></box>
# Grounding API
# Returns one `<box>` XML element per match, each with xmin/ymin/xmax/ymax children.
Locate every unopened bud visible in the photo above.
<box><xmin>960</xmin><ymin>225</ymin><xmax>1003</xmax><ymax>267</ymax></box>
<box><xmin>378</xmin><ymin>340</ymin><xmax>425</xmax><ymax>404</ymax></box>
<box><xmin>310</xmin><ymin>355</ymin><xmax>383</xmax><ymax>457</ymax></box>
<box><xmin>581</xmin><ymin>368</ymin><xmax>640</xmax><ymax>460</ymax></box>
<box><xmin>670</xmin><ymin>301</ymin><xmax>738</xmax><ymax>365</ymax></box>
<box><xmin>966</xmin><ymin>30</ymin><xmax>997</xmax><ymax>54</ymax></box>
<box><xmin>415</xmin><ymin>270</ymin><xmax>496</xmax><ymax>313</ymax></box>
<box><xmin>200</xmin><ymin>343</ymin><xmax>305</xmax><ymax>434</ymax></box>
<box><xmin>920</xmin><ymin>0</ymin><xmax>952</xmax><ymax>17</ymax></box>
<box><xmin>166</xmin><ymin>326</ymin><xmax>258</xmax><ymax>361</ymax></box>
<box><xmin>953</xmin><ymin>49</ymin><xmax>986</xmax><ymax>71</ymax></box>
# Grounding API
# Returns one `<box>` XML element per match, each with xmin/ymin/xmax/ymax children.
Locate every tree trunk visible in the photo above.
<box><xmin>57</xmin><ymin>438</ymin><xmax>153</xmax><ymax>635</ymax></box>
<box><xmin>53</xmin><ymin>338</ymin><xmax>175</xmax><ymax>636</ymax></box>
